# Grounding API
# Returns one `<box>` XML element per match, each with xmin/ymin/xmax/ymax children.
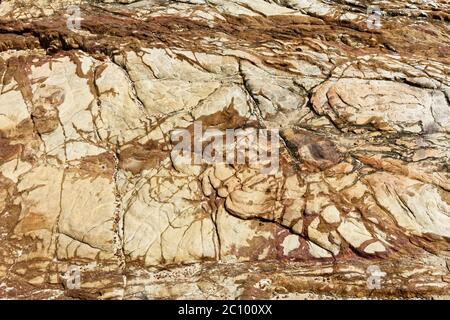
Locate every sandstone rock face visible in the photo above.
<box><xmin>0</xmin><ymin>0</ymin><xmax>449</xmax><ymax>299</ymax></box>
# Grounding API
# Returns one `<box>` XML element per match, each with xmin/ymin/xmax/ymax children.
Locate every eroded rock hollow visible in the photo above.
<box><xmin>0</xmin><ymin>0</ymin><xmax>449</xmax><ymax>299</ymax></box>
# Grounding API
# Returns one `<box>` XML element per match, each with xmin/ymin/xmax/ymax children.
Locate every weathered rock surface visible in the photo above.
<box><xmin>0</xmin><ymin>0</ymin><xmax>449</xmax><ymax>299</ymax></box>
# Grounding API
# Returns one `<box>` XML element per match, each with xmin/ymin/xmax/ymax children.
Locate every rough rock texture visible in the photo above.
<box><xmin>0</xmin><ymin>0</ymin><xmax>449</xmax><ymax>299</ymax></box>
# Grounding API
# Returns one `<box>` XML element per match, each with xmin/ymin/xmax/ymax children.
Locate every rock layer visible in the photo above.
<box><xmin>0</xmin><ymin>0</ymin><xmax>449</xmax><ymax>299</ymax></box>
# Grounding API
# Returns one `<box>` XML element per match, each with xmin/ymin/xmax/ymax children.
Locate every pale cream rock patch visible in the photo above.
<box><xmin>243</xmin><ymin>72</ymin><xmax>307</xmax><ymax>124</ymax></box>
<box><xmin>122</xmin><ymin>167</ymin><xmax>217</xmax><ymax>266</ymax></box>
<box><xmin>321</xmin><ymin>205</ymin><xmax>341</xmax><ymax>224</ymax></box>
<box><xmin>281</xmin><ymin>175</ymin><xmax>306</xmax><ymax>228</ymax></box>
<box><xmin>58</xmin><ymin>172</ymin><xmax>116</xmax><ymax>252</ymax></box>
<box><xmin>307</xmin><ymin>217</ymin><xmax>340</xmax><ymax>255</ymax></box>
<box><xmin>337</xmin><ymin>217</ymin><xmax>375</xmax><ymax>249</ymax></box>
<box><xmin>307</xmin><ymin>241</ymin><xmax>332</xmax><ymax>258</ymax></box>
<box><xmin>285</xmin><ymin>58</ymin><xmax>322</xmax><ymax>76</ymax></box>
<box><xmin>213</xmin><ymin>163</ymin><xmax>235</xmax><ymax>182</ymax></box>
<box><xmin>364</xmin><ymin>241</ymin><xmax>386</xmax><ymax>254</ymax></box>
<box><xmin>94</xmin><ymin>61</ymin><xmax>148</xmax><ymax>144</ymax></box>
<box><xmin>281</xmin><ymin>234</ymin><xmax>301</xmax><ymax>255</ymax></box>
<box><xmin>28</xmin><ymin>275</ymin><xmax>45</xmax><ymax>285</ymax></box>
<box><xmin>161</xmin><ymin>217</ymin><xmax>217</xmax><ymax>265</ymax></box>
<box><xmin>65</xmin><ymin>142</ymin><xmax>106</xmax><ymax>161</ymax></box>
<box><xmin>312</xmin><ymin>78</ymin><xmax>450</xmax><ymax>133</ymax></box>
<box><xmin>304</xmin><ymin>179</ymin><xmax>331</xmax><ymax>215</ymax></box>
<box><xmin>134</xmin><ymin>79</ymin><xmax>221</xmax><ymax>115</ymax></box>
<box><xmin>0</xmin><ymin>88</ymin><xmax>30</xmax><ymax>133</ymax></box>
<box><xmin>57</xmin><ymin>233</ymin><xmax>100</xmax><ymax>260</ymax></box>
<box><xmin>225</xmin><ymin>189</ymin><xmax>274</xmax><ymax>219</ymax></box>
<box><xmin>122</xmin><ymin>184</ymin><xmax>163</xmax><ymax>264</ymax></box>
<box><xmin>118</xmin><ymin>50</ymin><xmax>154</xmax><ymax>82</ymax></box>
<box><xmin>233</xmin><ymin>0</ymin><xmax>296</xmax><ymax>16</ymax></box>
<box><xmin>305</xmin><ymin>194</ymin><xmax>330</xmax><ymax>215</ymax></box>
<box><xmin>192</xmin><ymin>52</ymin><xmax>239</xmax><ymax>76</ymax></box>
<box><xmin>191</xmin><ymin>84</ymin><xmax>253</xmax><ymax>119</ymax></box>
<box><xmin>141</xmin><ymin>48</ymin><xmax>213</xmax><ymax>81</ymax></box>
<box><xmin>38</xmin><ymin>126</ymin><xmax>64</xmax><ymax>162</ymax></box>
<box><xmin>28</xmin><ymin>55</ymin><xmax>98</xmax><ymax>161</ymax></box>
<box><xmin>33</xmin><ymin>56</ymin><xmax>95</xmax><ymax>138</ymax></box>
<box><xmin>365</xmin><ymin>172</ymin><xmax>450</xmax><ymax>238</ymax></box>
<box><xmin>0</xmin><ymin>159</ymin><xmax>32</xmax><ymax>183</ymax></box>
<box><xmin>56</xmin><ymin>233</ymin><xmax>116</xmax><ymax>261</ymax></box>
<box><xmin>342</xmin><ymin>181</ymin><xmax>368</xmax><ymax>201</ymax></box>
<box><xmin>125</xmin><ymin>48</ymin><xmax>252</xmax><ymax>117</ymax></box>
<box><xmin>14</xmin><ymin>165</ymin><xmax>64</xmax><ymax>234</ymax></box>
<box><xmin>216</xmin><ymin>205</ymin><xmax>272</xmax><ymax>262</ymax></box>
<box><xmin>208</xmin><ymin>1</ymin><xmax>261</xmax><ymax>16</ymax></box>
<box><xmin>324</xmin><ymin>172</ymin><xmax>359</xmax><ymax>191</ymax></box>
